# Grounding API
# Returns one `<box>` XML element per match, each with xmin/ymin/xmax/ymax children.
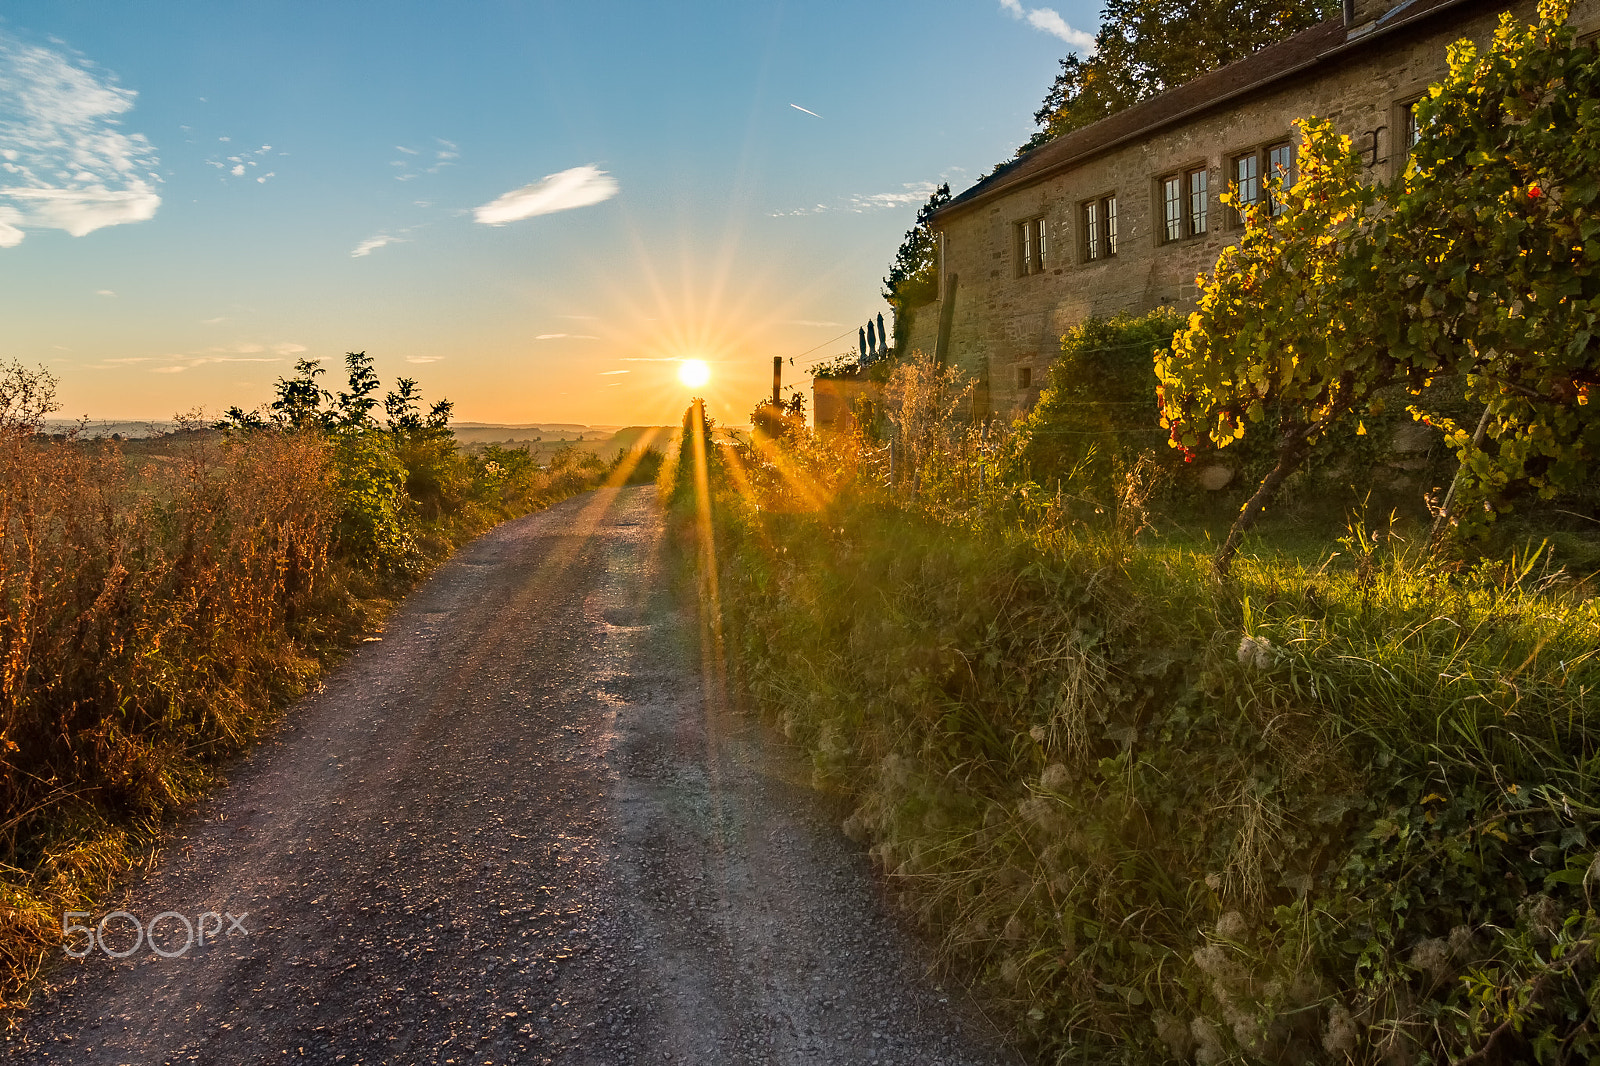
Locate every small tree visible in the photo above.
<box><xmin>1157</xmin><ymin>0</ymin><xmax>1600</xmax><ymax>574</ymax></box>
<box><xmin>882</xmin><ymin>184</ymin><xmax>952</xmax><ymax>352</ymax></box>
<box><xmin>270</xmin><ymin>358</ymin><xmax>332</xmax><ymax>429</ymax></box>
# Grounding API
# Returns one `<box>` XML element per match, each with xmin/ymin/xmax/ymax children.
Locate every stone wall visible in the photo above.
<box><xmin>925</xmin><ymin>0</ymin><xmax>1600</xmax><ymax>422</ymax></box>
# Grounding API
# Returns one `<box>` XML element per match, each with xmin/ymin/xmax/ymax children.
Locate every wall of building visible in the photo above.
<box><xmin>926</xmin><ymin>0</ymin><xmax>1598</xmax><ymax>422</ymax></box>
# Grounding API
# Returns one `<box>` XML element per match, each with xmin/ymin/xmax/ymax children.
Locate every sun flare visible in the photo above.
<box><xmin>678</xmin><ymin>359</ymin><xmax>711</xmax><ymax>389</ymax></box>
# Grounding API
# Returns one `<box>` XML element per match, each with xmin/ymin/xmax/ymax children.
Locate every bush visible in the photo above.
<box><xmin>0</xmin><ymin>357</ymin><xmax>610</xmax><ymax>1005</ymax></box>
<box><xmin>685</xmin><ymin>402</ymin><xmax>1600</xmax><ymax>1064</ymax></box>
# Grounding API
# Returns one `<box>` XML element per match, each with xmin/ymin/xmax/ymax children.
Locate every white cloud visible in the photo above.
<box><xmin>206</xmin><ymin>143</ymin><xmax>277</xmax><ymax>185</ymax></box>
<box><xmin>535</xmin><ymin>333</ymin><xmax>601</xmax><ymax>341</ymax></box>
<box><xmin>406</xmin><ymin>356</ymin><xmax>444</xmax><ymax>364</ymax></box>
<box><xmin>474</xmin><ymin>165</ymin><xmax>618</xmax><ymax>225</ymax></box>
<box><xmin>352</xmin><ymin>233</ymin><xmax>401</xmax><ymax>258</ymax></box>
<box><xmin>0</xmin><ymin>33</ymin><xmax>161</xmax><ymax>246</ymax></box>
<box><xmin>96</xmin><ymin>288</ymin><xmax>115</xmax><ymax>296</ymax></box>
<box><xmin>599</xmin><ymin>369</ymin><xmax>629</xmax><ymax>375</ymax></box>
<box><xmin>998</xmin><ymin>0</ymin><xmax>1095</xmax><ymax>49</ymax></box>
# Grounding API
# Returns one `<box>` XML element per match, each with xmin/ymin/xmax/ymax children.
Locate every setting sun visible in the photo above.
<box><xmin>678</xmin><ymin>359</ymin><xmax>711</xmax><ymax>389</ymax></box>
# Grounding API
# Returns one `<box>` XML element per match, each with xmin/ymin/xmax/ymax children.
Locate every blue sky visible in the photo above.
<box><xmin>0</xmin><ymin>1</ymin><xmax>1098</xmax><ymax>425</ymax></box>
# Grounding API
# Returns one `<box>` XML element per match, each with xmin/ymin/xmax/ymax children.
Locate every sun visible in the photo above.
<box><xmin>678</xmin><ymin>359</ymin><xmax>711</xmax><ymax>389</ymax></box>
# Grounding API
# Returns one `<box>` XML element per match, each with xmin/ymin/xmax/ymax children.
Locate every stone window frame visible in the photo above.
<box><xmin>1227</xmin><ymin>138</ymin><xmax>1294</xmax><ymax>228</ymax></box>
<box><xmin>1014</xmin><ymin>215</ymin><xmax>1048</xmax><ymax>278</ymax></box>
<box><xmin>1079</xmin><ymin>192</ymin><xmax>1118</xmax><ymax>262</ymax></box>
<box><xmin>1017</xmin><ymin>364</ymin><xmax>1033</xmax><ymax>390</ymax></box>
<box><xmin>1391</xmin><ymin>95</ymin><xmax>1427</xmax><ymax>179</ymax></box>
<box><xmin>1156</xmin><ymin>162</ymin><xmax>1210</xmax><ymax>245</ymax></box>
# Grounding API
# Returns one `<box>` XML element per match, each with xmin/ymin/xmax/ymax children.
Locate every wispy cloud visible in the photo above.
<box><xmin>998</xmin><ymin>0</ymin><xmax>1095</xmax><ymax>49</ymax></box>
<box><xmin>351</xmin><ymin>233</ymin><xmax>404</xmax><ymax>258</ymax></box>
<box><xmin>534</xmin><ymin>333</ymin><xmax>601</xmax><ymax>341</ymax></box>
<box><xmin>771</xmin><ymin>181</ymin><xmax>939</xmax><ymax>217</ymax></box>
<box><xmin>391</xmin><ymin>138</ymin><xmax>458</xmax><ymax>182</ymax></box>
<box><xmin>91</xmin><ymin>340</ymin><xmax>304</xmax><ymax>373</ymax></box>
<box><xmin>0</xmin><ymin>31</ymin><xmax>162</xmax><ymax>246</ymax></box>
<box><xmin>96</xmin><ymin>289</ymin><xmax>116</xmax><ymax>297</ymax></box>
<box><xmin>406</xmin><ymin>355</ymin><xmax>444</xmax><ymax>364</ymax></box>
<box><xmin>475</xmin><ymin>165</ymin><xmax>618</xmax><ymax>225</ymax></box>
<box><xmin>789</xmin><ymin>103</ymin><xmax>822</xmax><ymax>119</ymax></box>
<box><xmin>599</xmin><ymin>369</ymin><xmax>629</xmax><ymax>375</ymax></box>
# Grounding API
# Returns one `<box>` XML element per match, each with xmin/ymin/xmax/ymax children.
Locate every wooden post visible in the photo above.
<box><xmin>772</xmin><ymin>356</ymin><xmax>782</xmax><ymax>406</ymax></box>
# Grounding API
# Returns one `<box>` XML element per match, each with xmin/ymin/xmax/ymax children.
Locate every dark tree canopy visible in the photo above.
<box><xmin>1025</xmin><ymin>0</ymin><xmax>1337</xmax><ymax>150</ymax></box>
<box><xmin>881</xmin><ymin>182</ymin><xmax>952</xmax><ymax>318</ymax></box>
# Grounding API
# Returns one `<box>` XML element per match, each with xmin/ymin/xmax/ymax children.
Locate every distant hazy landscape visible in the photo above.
<box><xmin>43</xmin><ymin>419</ymin><xmax>676</xmax><ymax>458</ymax></box>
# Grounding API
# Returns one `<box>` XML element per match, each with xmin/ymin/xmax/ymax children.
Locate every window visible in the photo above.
<box><xmin>1018</xmin><ymin>366</ymin><xmax>1032</xmax><ymax>390</ymax></box>
<box><xmin>1232</xmin><ymin>152</ymin><xmax>1259</xmax><ymax>225</ymax></box>
<box><xmin>1230</xmin><ymin>141</ymin><xmax>1295</xmax><ymax>225</ymax></box>
<box><xmin>1082</xmin><ymin>194</ymin><xmax>1117</xmax><ymax>260</ymax></box>
<box><xmin>1160</xmin><ymin>166</ymin><xmax>1209</xmax><ymax>243</ymax></box>
<box><xmin>1267</xmin><ymin>142</ymin><xmax>1294</xmax><ymax>214</ymax></box>
<box><xmin>1161</xmin><ymin>176</ymin><xmax>1183</xmax><ymax>243</ymax></box>
<box><xmin>1188</xmin><ymin>167</ymin><xmax>1209</xmax><ymax>236</ymax></box>
<box><xmin>1403</xmin><ymin>100</ymin><xmax>1422</xmax><ymax>151</ymax></box>
<box><xmin>1015</xmin><ymin>216</ymin><xmax>1047</xmax><ymax>277</ymax></box>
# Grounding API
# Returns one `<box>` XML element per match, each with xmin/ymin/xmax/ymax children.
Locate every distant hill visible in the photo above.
<box><xmin>42</xmin><ymin>420</ymin><xmax>177</xmax><ymax>439</ymax></box>
<box><xmin>41</xmin><ymin>420</ymin><xmax>649</xmax><ymax>446</ymax></box>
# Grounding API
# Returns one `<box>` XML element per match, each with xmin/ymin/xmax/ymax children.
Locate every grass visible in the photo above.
<box><xmin>674</xmin><ymin>384</ymin><xmax>1600</xmax><ymax>1064</ymax></box>
<box><xmin>0</xmin><ymin>411</ymin><xmax>616</xmax><ymax>1012</ymax></box>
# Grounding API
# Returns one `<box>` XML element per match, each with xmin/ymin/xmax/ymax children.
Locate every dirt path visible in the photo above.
<box><xmin>6</xmin><ymin>486</ymin><xmax>1016</xmax><ymax>1066</ymax></box>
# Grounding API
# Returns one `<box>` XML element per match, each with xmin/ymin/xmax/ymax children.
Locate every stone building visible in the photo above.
<box><xmin>901</xmin><ymin>0</ymin><xmax>1600</xmax><ymax>421</ymax></box>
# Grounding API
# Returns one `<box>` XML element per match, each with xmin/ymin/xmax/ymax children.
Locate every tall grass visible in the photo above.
<box><xmin>685</xmin><ymin>352</ymin><xmax>1600</xmax><ymax>1064</ymax></box>
<box><xmin>0</xmin><ymin>361</ymin><xmax>611</xmax><ymax>1007</ymax></box>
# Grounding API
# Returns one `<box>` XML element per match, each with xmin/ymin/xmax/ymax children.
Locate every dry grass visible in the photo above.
<box><xmin>0</xmin><ymin>423</ymin><xmax>336</xmax><ymax>1005</ymax></box>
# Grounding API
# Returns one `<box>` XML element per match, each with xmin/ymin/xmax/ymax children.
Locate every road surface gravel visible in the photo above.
<box><xmin>6</xmin><ymin>486</ymin><xmax>1016</xmax><ymax>1066</ymax></box>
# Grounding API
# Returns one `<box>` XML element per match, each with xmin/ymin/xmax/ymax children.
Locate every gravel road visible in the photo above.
<box><xmin>6</xmin><ymin>486</ymin><xmax>1016</xmax><ymax>1066</ymax></box>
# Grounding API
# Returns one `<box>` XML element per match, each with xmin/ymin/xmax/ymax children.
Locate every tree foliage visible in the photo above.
<box><xmin>1156</xmin><ymin>0</ymin><xmax>1600</xmax><ymax>573</ymax></box>
<box><xmin>1015</xmin><ymin>309</ymin><xmax>1185</xmax><ymax>498</ymax></box>
<box><xmin>1026</xmin><ymin>0</ymin><xmax>1336</xmax><ymax>150</ymax></box>
<box><xmin>882</xmin><ymin>183</ymin><xmax>952</xmax><ymax>349</ymax></box>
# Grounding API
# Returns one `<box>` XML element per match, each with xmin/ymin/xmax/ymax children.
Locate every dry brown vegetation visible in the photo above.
<box><xmin>0</xmin><ymin>359</ymin><xmax>611</xmax><ymax>1007</ymax></box>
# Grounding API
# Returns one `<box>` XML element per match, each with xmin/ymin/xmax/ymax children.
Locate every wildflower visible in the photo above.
<box><xmin>1529</xmin><ymin>184</ymin><xmax>1543</xmax><ymax>199</ymax></box>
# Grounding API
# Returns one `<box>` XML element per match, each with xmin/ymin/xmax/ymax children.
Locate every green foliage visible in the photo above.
<box><xmin>685</xmin><ymin>417</ymin><xmax>1600</xmax><ymax>1063</ymax></box>
<box><xmin>269</xmin><ymin>358</ymin><xmax>332</xmax><ymax>429</ymax></box>
<box><xmin>330</xmin><ymin>430</ymin><xmax>420</xmax><ymax>575</ymax></box>
<box><xmin>612</xmin><ymin>445</ymin><xmax>664</xmax><ymax>485</ymax></box>
<box><xmin>1015</xmin><ymin>309</ymin><xmax>1185</xmax><ymax>499</ymax></box>
<box><xmin>750</xmin><ymin>392</ymin><xmax>807</xmax><ymax>440</ymax></box>
<box><xmin>1026</xmin><ymin>0</ymin><xmax>1335</xmax><ymax>150</ymax></box>
<box><xmin>1159</xmin><ymin>4</ymin><xmax>1600</xmax><ymax>571</ymax></box>
<box><xmin>882</xmin><ymin>183</ymin><xmax>951</xmax><ymax>351</ymax></box>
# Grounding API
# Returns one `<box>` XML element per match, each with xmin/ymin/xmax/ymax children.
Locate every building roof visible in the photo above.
<box><xmin>933</xmin><ymin>0</ymin><xmax>1470</xmax><ymax>223</ymax></box>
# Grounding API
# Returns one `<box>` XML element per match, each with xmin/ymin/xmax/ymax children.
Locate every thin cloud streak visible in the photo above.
<box><xmin>474</xmin><ymin>165</ymin><xmax>618</xmax><ymax>225</ymax></box>
<box><xmin>770</xmin><ymin>182</ymin><xmax>939</xmax><ymax>217</ymax></box>
<box><xmin>0</xmin><ymin>31</ymin><xmax>162</xmax><ymax>245</ymax></box>
<box><xmin>352</xmin><ymin>233</ymin><xmax>403</xmax><ymax>258</ymax></box>
<box><xmin>789</xmin><ymin>103</ymin><xmax>823</xmax><ymax>118</ymax></box>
